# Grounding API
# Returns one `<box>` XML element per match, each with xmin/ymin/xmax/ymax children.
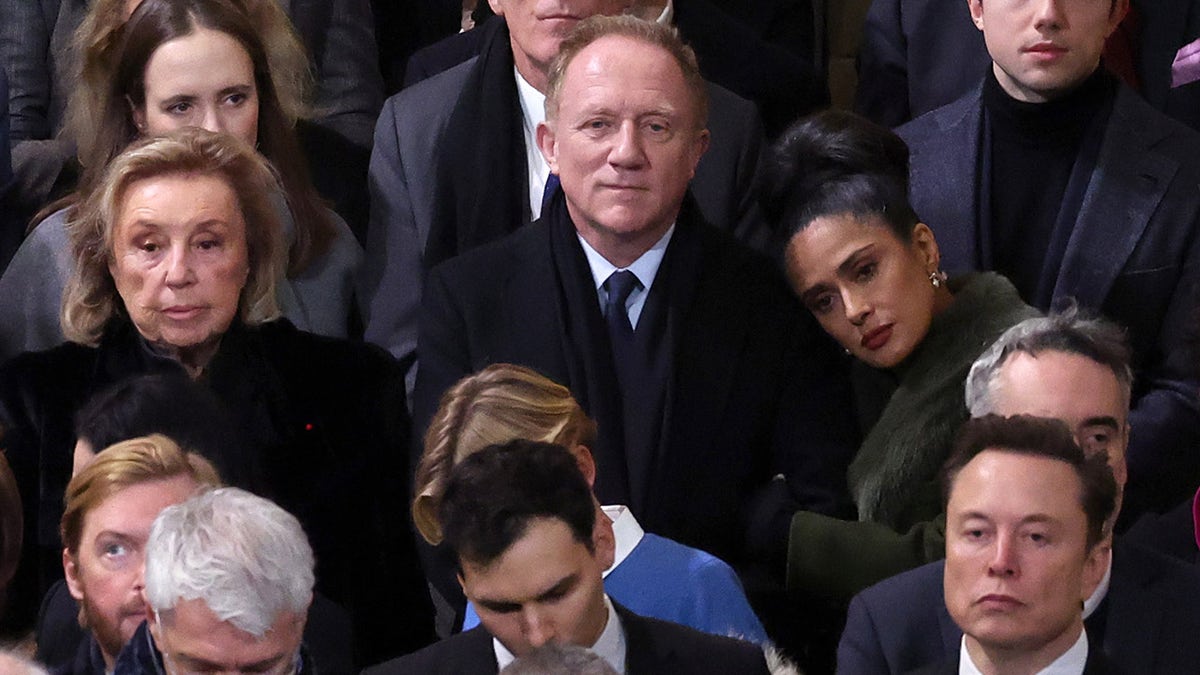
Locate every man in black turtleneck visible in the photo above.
<box><xmin>899</xmin><ymin>0</ymin><xmax>1200</xmax><ymax>527</ymax></box>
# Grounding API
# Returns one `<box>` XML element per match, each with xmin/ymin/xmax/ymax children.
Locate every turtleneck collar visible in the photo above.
<box><xmin>983</xmin><ymin>66</ymin><xmax>1115</xmax><ymax>146</ymax></box>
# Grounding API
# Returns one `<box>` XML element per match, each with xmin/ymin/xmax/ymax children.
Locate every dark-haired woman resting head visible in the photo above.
<box><xmin>0</xmin><ymin>130</ymin><xmax>432</xmax><ymax>663</ymax></box>
<box><xmin>760</xmin><ymin>111</ymin><xmax>1040</xmax><ymax>602</ymax></box>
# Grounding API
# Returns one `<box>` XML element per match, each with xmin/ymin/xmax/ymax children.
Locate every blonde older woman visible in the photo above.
<box><xmin>0</xmin><ymin>129</ymin><xmax>432</xmax><ymax>662</ymax></box>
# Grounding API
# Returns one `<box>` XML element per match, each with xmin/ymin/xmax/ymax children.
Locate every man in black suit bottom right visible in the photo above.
<box><xmin>920</xmin><ymin>414</ymin><xmax>1118</xmax><ymax>674</ymax></box>
<box><xmin>838</xmin><ymin>314</ymin><xmax>1200</xmax><ymax>674</ymax></box>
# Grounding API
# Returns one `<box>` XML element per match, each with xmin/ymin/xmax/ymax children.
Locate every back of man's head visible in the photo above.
<box><xmin>144</xmin><ymin>487</ymin><xmax>314</xmax><ymax>637</ymax></box>
<box><xmin>440</xmin><ymin>440</ymin><xmax>596</xmax><ymax>568</ymax></box>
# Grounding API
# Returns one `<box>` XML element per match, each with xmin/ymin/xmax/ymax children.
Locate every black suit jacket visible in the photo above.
<box><xmin>403</xmin><ymin>7</ymin><xmax>827</xmax><ymax>138</ymax></box>
<box><xmin>836</xmin><ymin>540</ymin><xmax>1200</xmax><ymax>674</ymax></box>
<box><xmin>855</xmin><ymin>0</ymin><xmax>1200</xmax><ymax>131</ymax></box>
<box><xmin>363</xmin><ymin>602</ymin><xmax>770</xmax><ymax>674</ymax></box>
<box><xmin>413</xmin><ymin>196</ymin><xmax>856</xmax><ymax>566</ymax></box>
<box><xmin>899</xmin><ymin>84</ymin><xmax>1200</xmax><ymax>517</ymax></box>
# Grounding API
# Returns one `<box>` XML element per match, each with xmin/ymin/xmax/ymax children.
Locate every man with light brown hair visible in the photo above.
<box><xmin>57</xmin><ymin>434</ymin><xmax>219</xmax><ymax>674</ymax></box>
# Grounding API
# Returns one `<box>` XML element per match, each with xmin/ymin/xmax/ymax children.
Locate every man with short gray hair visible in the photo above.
<box><xmin>112</xmin><ymin>488</ymin><xmax>316</xmax><ymax>675</ymax></box>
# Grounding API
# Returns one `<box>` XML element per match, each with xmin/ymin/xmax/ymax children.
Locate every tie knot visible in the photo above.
<box><xmin>605</xmin><ymin>270</ymin><xmax>640</xmax><ymax>307</ymax></box>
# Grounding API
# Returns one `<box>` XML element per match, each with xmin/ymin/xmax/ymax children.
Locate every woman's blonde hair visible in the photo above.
<box><xmin>61</xmin><ymin>128</ymin><xmax>286</xmax><ymax>345</ymax></box>
<box><xmin>414</xmin><ymin>364</ymin><xmax>597</xmax><ymax>544</ymax></box>
<box><xmin>60</xmin><ymin>433</ymin><xmax>222</xmax><ymax>554</ymax></box>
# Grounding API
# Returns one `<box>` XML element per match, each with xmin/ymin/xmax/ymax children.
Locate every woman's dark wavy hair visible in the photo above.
<box><xmin>761</xmin><ymin>110</ymin><xmax>920</xmax><ymax>253</ymax></box>
<box><xmin>73</xmin><ymin>0</ymin><xmax>333</xmax><ymax>275</ymax></box>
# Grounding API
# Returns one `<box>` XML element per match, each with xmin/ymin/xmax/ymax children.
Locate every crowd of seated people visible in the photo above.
<box><xmin>1</xmin><ymin>0</ymin><xmax>1198</xmax><ymax>674</ymax></box>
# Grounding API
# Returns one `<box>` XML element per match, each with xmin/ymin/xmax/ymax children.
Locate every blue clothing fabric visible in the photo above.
<box><xmin>463</xmin><ymin>533</ymin><xmax>768</xmax><ymax>644</ymax></box>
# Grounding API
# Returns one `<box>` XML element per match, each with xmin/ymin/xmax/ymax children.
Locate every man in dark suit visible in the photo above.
<box><xmin>365</xmin><ymin>440</ymin><xmax>770</xmax><ymax>674</ymax></box>
<box><xmin>897</xmin><ymin>0</ymin><xmax>1200</xmax><ymax>520</ymax></box>
<box><xmin>837</xmin><ymin>314</ymin><xmax>1200</xmax><ymax>674</ymax></box>
<box><xmin>910</xmin><ymin>415</ymin><xmax>1119</xmax><ymax>674</ymax></box>
<box><xmin>360</xmin><ymin>0</ymin><xmax>771</xmax><ymax>382</ymax></box>
<box><xmin>403</xmin><ymin>1</ymin><xmax>827</xmax><ymax>138</ymax></box>
<box><xmin>411</xmin><ymin>14</ymin><xmax>855</xmax><ymax>570</ymax></box>
<box><xmin>856</xmin><ymin>0</ymin><xmax>1200</xmax><ymax>131</ymax></box>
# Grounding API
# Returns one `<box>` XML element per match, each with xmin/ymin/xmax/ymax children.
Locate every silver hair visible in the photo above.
<box><xmin>500</xmin><ymin>644</ymin><xmax>619</xmax><ymax>675</ymax></box>
<box><xmin>0</xmin><ymin>651</ymin><xmax>50</xmax><ymax>675</ymax></box>
<box><xmin>144</xmin><ymin>487</ymin><xmax>314</xmax><ymax>637</ymax></box>
<box><xmin>965</xmin><ymin>310</ymin><xmax>1134</xmax><ymax>417</ymax></box>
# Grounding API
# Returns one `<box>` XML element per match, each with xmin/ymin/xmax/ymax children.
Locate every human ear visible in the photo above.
<box><xmin>911</xmin><ymin>222</ymin><xmax>942</xmax><ymax>272</ymax></box>
<box><xmin>687</xmin><ymin>128</ymin><xmax>710</xmax><ymax>180</ymax></box>
<box><xmin>64</xmin><ymin>549</ymin><xmax>86</xmax><ymax>601</ymax></box>
<box><xmin>536</xmin><ymin>121</ymin><xmax>559</xmax><ymax>174</ymax></box>
<box><xmin>129</xmin><ymin>95</ymin><xmax>147</xmax><ymax>134</ymax></box>
<box><xmin>594</xmin><ymin>514</ymin><xmax>616</xmax><ymax>571</ymax></box>
<box><xmin>1080</xmin><ymin>543</ymin><xmax>1110</xmax><ymax>600</ymax></box>
<box><xmin>968</xmin><ymin>0</ymin><xmax>985</xmax><ymax>31</ymax></box>
<box><xmin>571</xmin><ymin>445</ymin><xmax>598</xmax><ymax>488</ymax></box>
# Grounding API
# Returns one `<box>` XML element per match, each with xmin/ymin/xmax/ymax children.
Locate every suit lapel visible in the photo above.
<box><xmin>933</xmin><ymin>562</ymin><xmax>962</xmax><ymax>655</ymax></box>
<box><xmin>1052</xmin><ymin>89</ymin><xmax>1178</xmax><ymax>308</ymax></box>
<box><xmin>909</xmin><ymin>91</ymin><xmax>986</xmax><ymax>273</ymax></box>
<box><xmin>498</xmin><ymin>225</ymin><xmax>573</xmax><ymax>384</ymax></box>
<box><xmin>618</xmin><ymin>604</ymin><xmax>676</xmax><ymax>673</ymax></box>
<box><xmin>1102</xmin><ymin>542</ymin><xmax>1164</xmax><ymax>673</ymax></box>
<box><xmin>512</xmin><ymin>213</ymin><xmax>633</xmax><ymax>504</ymax></box>
<box><xmin>647</xmin><ymin>209</ymin><xmax>747</xmax><ymax>519</ymax></box>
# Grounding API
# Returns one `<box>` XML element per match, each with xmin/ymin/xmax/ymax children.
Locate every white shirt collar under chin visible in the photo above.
<box><xmin>491</xmin><ymin>595</ymin><xmax>627</xmax><ymax>673</ymax></box>
<box><xmin>514</xmin><ymin>66</ymin><xmax>551</xmax><ymax>218</ymax></box>
<box><xmin>959</xmin><ymin>627</ymin><xmax>1089</xmax><ymax>675</ymax></box>
<box><xmin>1082</xmin><ymin>550</ymin><xmax>1113</xmax><ymax>620</ymax></box>
<box><xmin>576</xmin><ymin>225</ymin><xmax>675</xmax><ymax>294</ymax></box>
<box><xmin>601</xmin><ymin>505</ymin><xmax>645</xmax><ymax>578</ymax></box>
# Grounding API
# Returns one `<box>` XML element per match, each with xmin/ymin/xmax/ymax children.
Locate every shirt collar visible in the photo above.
<box><xmin>601</xmin><ymin>505</ymin><xmax>645</xmax><ymax>578</ymax></box>
<box><xmin>492</xmin><ymin>595</ymin><xmax>626</xmax><ymax>673</ymax></box>
<box><xmin>576</xmin><ymin>225</ymin><xmax>675</xmax><ymax>294</ymax></box>
<box><xmin>514</xmin><ymin>66</ymin><xmax>547</xmax><ymax>137</ymax></box>
<box><xmin>959</xmin><ymin>627</ymin><xmax>1089</xmax><ymax>675</ymax></box>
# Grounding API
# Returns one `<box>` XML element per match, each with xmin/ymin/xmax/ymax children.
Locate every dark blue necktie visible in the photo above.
<box><xmin>540</xmin><ymin>173</ymin><xmax>561</xmax><ymax>217</ymax></box>
<box><xmin>604</xmin><ymin>270</ymin><xmax>640</xmax><ymax>368</ymax></box>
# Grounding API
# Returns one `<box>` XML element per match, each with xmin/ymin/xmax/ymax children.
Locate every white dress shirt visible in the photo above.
<box><xmin>960</xmin><ymin>627</ymin><xmax>1088</xmax><ymax>675</ymax></box>
<box><xmin>577</xmin><ymin>226</ymin><xmax>674</xmax><ymax>329</ymax></box>
<box><xmin>515</xmin><ymin>67</ymin><xmax>551</xmax><ymax>219</ymax></box>
<box><xmin>602</xmin><ymin>505</ymin><xmax>646</xmax><ymax>576</ymax></box>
